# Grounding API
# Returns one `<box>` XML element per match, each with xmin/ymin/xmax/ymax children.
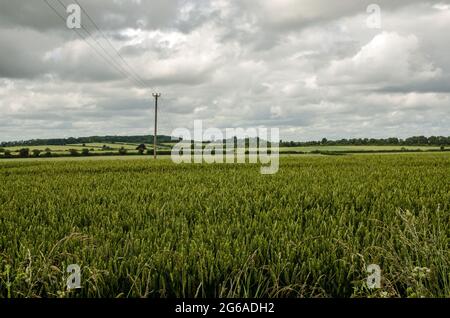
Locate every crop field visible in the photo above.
<box><xmin>0</xmin><ymin>143</ymin><xmax>175</xmax><ymax>157</ymax></box>
<box><xmin>2</xmin><ymin>145</ymin><xmax>86</xmax><ymax>152</ymax></box>
<box><xmin>1</xmin><ymin>145</ymin><xmax>445</xmax><ymax>161</ymax></box>
<box><xmin>278</xmin><ymin>145</ymin><xmax>442</xmax><ymax>152</ymax></box>
<box><xmin>1</xmin><ymin>143</ymin><xmax>142</xmax><ymax>153</ymax></box>
<box><xmin>0</xmin><ymin>153</ymin><xmax>449</xmax><ymax>298</ymax></box>
<box><xmin>67</xmin><ymin>143</ymin><xmax>140</xmax><ymax>150</ymax></box>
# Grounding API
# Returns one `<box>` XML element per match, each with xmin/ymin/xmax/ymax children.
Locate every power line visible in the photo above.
<box><xmin>43</xmin><ymin>0</ymin><xmax>145</xmax><ymax>89</ymax></box>
<box><xmin>44</xmin><ymin>0</ymin><xmax>141</xmax><ymax>88</ymax></box>
<box><xmin>55</xmin><ymin>0</ymin><xmax>146</xmax><ymax>89</ymax></box>
<box><xmin>44</xmin><ymin>0</ymin><xmax>163</xmax><ymax>147</ymax></box>
<box><xmin>73</xmin><ymin>0</ymin><xmax>150</xmax><ymax>90</ymax></box>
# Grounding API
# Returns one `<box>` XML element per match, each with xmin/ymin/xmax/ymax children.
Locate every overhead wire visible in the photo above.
<box><xmin>55</xmin><ymin>0</ymin><xmax>146</xmax><ymax>89</ymax></box>
<box><xmin>43</xmin><ymin>0</ymin><xmax>146</xmax><ymax>89</ymax></box>
<box><xmin>73</xmin><ymin>0</ymin><xmax>151</xmax><ymax>90</ymax></box>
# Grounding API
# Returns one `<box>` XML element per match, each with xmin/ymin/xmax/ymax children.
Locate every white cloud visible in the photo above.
<box><xmin>323</xmin><ymin>32</ymin><xmax>441</xmax><ymax>86</ymax></box>
<box><xmin>0</xmin><ymin>0</ymin><xmax>449</xmax><ymax>142</ymax></box>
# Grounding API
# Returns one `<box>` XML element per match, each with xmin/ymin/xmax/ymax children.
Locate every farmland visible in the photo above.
<box><xmin>279</xmin><ymin>145</ymin><xmax>443</xmax><ymax>152</ymax></box>
<box><xmin>0</xmin><ymin>144</ymin><xmax>446</xmax><ymax>159</ymax></box>
<box><xmin>0</xmin><ymin>143</ymin><xmax>146</xmax><ymax>155</ymax></box>
<box><xmin>0</xmin><ymin>142</ymin><xmax>176</xmax><ymax>158</ymax></box>
<box><xmin>0</xmin><ymin>153</ymin><xmax>449</xmax><ymax>298</ymax></box>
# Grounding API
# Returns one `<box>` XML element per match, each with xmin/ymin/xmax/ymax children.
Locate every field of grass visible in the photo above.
<box><xmin>67</xmin><ymin>143</ymin><xmax>141</xmax><ymax>150</ymax></box>
<box><xmin>279</xmin><ymin>145</ymin><xmax>442</xmax><ymax>152</ymax></box>
<box><xmin>1</xmin><ymin>144</ymin><xmax>444</xmax><ymax>158</ymax></box>
<box><xmin>2</xmin><ymin>145</ymin><xmax>86</xmax><ymax>152</ymax></box>
<box><xmin>0</xmin><ymin>153</ymin><xmax>448</xmax><ymax>298</ymax></box>
<box><xmin>0</xmin><ymin>143</ymin><xmax>170</xmax><ymax>156</ymax></box>
<box><xmin>2</xmin><ymin>143</ymin><xmax>139</xmax><ymax>152</ymax></box>
<box><xmin>1</xmin><ymin>144</ymin><xmax>147</xmax><ymax>156</ymax></box>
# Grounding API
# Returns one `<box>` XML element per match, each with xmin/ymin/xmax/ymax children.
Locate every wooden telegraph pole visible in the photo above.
<box><xmin>152</xmin><ymin>93</ymin><xmax>161</xmax><ymax>159</ymax></box>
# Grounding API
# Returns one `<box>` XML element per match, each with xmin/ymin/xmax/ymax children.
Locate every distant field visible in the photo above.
<box><xmin>279</xmin><ymin>145</ymin><xmax>442</xmax><ymax>152</ymax></box>
<box><xmin>3</xmin><ymin>145</ymin><xmax>85</xmax><ymax>152</ymax></box>
<box><xmin>0</xmin><ymin>142</ymin><xmax>172</xmax><ymax>154</ymax></box>
<box><xmin>0</xmin><ymin>144</ymin><xmax>446</xmax><ymax>161</ymax></box>
<box><xmin>67</xmin><ymin>143</ymin><xmax>140</xmax><ymax>150</ymax></box>
<box><xmin>1</xmin><ymin>143</ymin><xmax>152</xmax><ymax>155</ymax></box>
<box><xmin>0</xmin><ymin>153</ymin><xmax>448</xmax><ymax>298</ymax></box>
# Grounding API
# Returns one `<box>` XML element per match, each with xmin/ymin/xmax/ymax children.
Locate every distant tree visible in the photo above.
<box><xmin>4</xmin><ymin>150</ymin><xmax>12</xmax><ymax>158</ymax></box>
<box><xmin>387</xmin><ymin>137</ymin><xmax>399</xmax><ymax>145</ymax></box>
<box><xmin>82</xmin><ymin>148</ymin><xmax>90</xmax><ymax>156</ymax></box>
<box><xmin>441</xmin><ymin>145</ymin><xmax>445</xmax><ymax>151</ymax></box>
<box><xmin>136</xmin><ymin>144</ymin><xmax>147</xmax><ymax>155</ymax></box>
<box><xmin>69</xmin><ymin>149</ymin><xmax>79</xmax><ymax>156</ymax></box>
<box><xmin>118</xmin><ymin>147</ymin><xmax>128</xmax><ymax>155</ymax></box>
<box><xmin>321</xmin><ymin>138</ymin><xmax>328</xmax><ymax>145</ymax></box>
<box><xmin>45</xmin><ymin>148</ymin><xmax>51</xmax><ymax>152</ymax></box>
<box><xmin>32</xmin><ymin>149</ymin><xmax>42</xmax><ymax>157</ymax></box>
<box><xmin>0</xmin><ymin>147</ymin><xmax>4</xmax><ymax>153</ymax></box>
<box><xmin>19</xmin><ymin>148</ymin><xmax>30</xmax><ymax>158</ymax></box>
<box><xmin>428</xmin><ymin>136</ymin><xmax>437</xmax><ymax>145</ymax></box>
<box><xmin>406</xmin><ymin>136</ymin><xmax>428</xmax><ymax>146</ymax></box>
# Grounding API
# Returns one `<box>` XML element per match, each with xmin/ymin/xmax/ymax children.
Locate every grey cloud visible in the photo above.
<box><xmin>1</xmin><ymin>0</ymin><xmax>450</xmax><ymax>142</ymax></box>
<box><xmin>0</xmin><ymin>0</ymin><xmax>181</xmax><ymax>31</ymax></box>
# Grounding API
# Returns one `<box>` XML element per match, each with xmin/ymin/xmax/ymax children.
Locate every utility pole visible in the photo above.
<box><xmin>152</xmin><ymin>93</ymin><xmax>161</xmax><ymax>159</ymax></box>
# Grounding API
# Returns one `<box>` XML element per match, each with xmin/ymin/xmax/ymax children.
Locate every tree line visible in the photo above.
<box><xmin>1</xmin><ymin>135</ymin><xmax>449</xmax><ymax>149</ymax></box>
<box><xmin>280</xmin><ymin>136</ymin><xmax>450</xmax><ymax>147</ymax></box>
<box><xmin>0</xmin><ymin>135</ymin><xmax>174</xmax><ymax>147</ymax></box>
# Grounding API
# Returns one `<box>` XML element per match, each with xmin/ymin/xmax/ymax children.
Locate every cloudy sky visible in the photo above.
<box><xmin>0</xmin><ymin>0</ymin><xmax>449</xmax><ymax>142</ymax></box>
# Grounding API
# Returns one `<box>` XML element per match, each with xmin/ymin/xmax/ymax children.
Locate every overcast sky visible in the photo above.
<box><xmin>0</xmin><ymin>0</ymin><xmax>449</xmax><ymax>142</ymax></box>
